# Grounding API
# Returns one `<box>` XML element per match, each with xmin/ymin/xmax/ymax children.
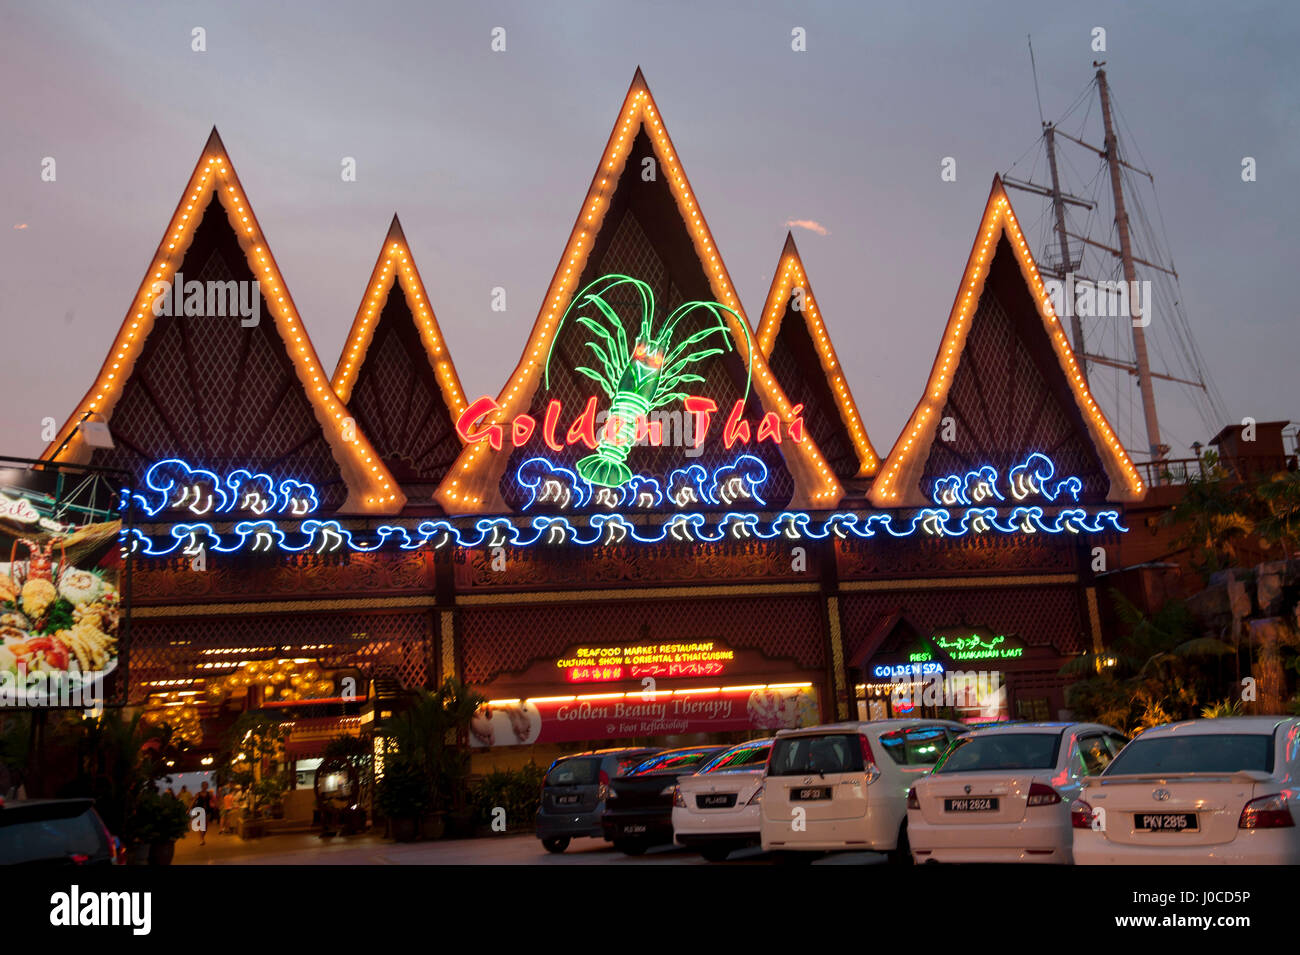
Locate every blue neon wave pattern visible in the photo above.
<box><xmin>118</xmin><ymin>453</ymin><xmax>1127</xmax><ymax>557</ymax></box>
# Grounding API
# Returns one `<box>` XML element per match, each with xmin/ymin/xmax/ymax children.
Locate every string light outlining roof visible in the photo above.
<box><xmin>331</xmin><ymin>214</ymin><xmax>468</xmax><ymax>418</ymax></box>
<box><xmin>41</xmin><ymin>128</ymin><xmax>406</xmax><ymax>515</ymax></box>
<box><xmin>868</xmin><ymin>176</ymin><xmax>1145</xmax><ymax>507</ymax></box>
<box><xmin>434</xmin><ymin>68</ymin><xmax>843</xmax><ymax>513</ymax></box>
<box><xmin>756</xmin><ymin>232</ymin><xmax>879</xmax><ymax>479</ymax></box>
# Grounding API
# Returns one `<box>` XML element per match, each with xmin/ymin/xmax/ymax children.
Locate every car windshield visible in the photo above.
<box><xmin>767</xmin><ymin>734</ymin><xmax>864</xmax><ymax>776</ymax></box>
<box><xmin>1104</xmin><ymin>734</ymin><xmax>1274</xmax><ymax>775</ymax></box>
<box><xmin>879</xmin><ymin>727</ymin><xmax>949</xmax><ymax>766</ymax></box>
<box><xmin>545</xmin><ymin>757</ymin><xmax>600</xmax><ymax>787</ymax></box>
<box><xmin>628</xmin><ymin>750</ymin><xmax>717</xmax><ymax>775</ymax></box>
<box><xmin>0</xmin><ymin>811</ymin><xmax>105</xmax><ymax>865</ymax></box>
<box><xmin>699</xmin><ymin>743</ymin><xmax>771</xmax><ymax>773</ymax></box>
<box><xmin>933</xmin><ymin>733</ymin><xmax>1061</xmax><ymax>773</ymax></box>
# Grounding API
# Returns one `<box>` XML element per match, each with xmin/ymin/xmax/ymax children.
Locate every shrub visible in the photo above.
<box><xmin>469</xmin><ymin>762</ymin><xmax>545</xmax><ymax>830</ymax></box>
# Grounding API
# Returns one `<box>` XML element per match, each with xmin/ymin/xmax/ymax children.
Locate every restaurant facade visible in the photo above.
<box><xmin>41</xmin><ymin>70</ymin><xmax>1145</xmax><ymax>774</ymax></box>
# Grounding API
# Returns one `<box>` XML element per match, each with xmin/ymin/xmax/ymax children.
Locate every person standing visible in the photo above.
<box><xmin>178</xmin><ymin>784</ymin><xmax>194</xmax><ymax>812</ymax></box>
<box><xmin>193</xmin><ymin>781</ymin><xmax>215</xmax><ymax>846</ymax></box>
<box><xmin>220</xmin><ymin>786</ymin><xmax>237</xmax><ymax>834</ymax></box>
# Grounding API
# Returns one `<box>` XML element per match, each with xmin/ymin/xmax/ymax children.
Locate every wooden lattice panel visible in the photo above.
<box><xmin>127</xmin><ymin>611</ymin><xmax>431</xmax><ymax>703</ymax></box>
<box><xmin>921</xmin><ymin>239</ymin><xmax>1109</xmax><ymax>503</ymax></box>
<box><xmin>88</xmin><ymin>204</ymin><xmax>349</xmax><ymax>509</ymax></box>
<box><xmin>840</xmin><ymin>584</ymin><xmax>1089</xmax><ymax>661</ymax></box>
<box><xmin>767</xmin><ymin>313</ymin><xmax>859</xmax><ymax>483</ymax></box>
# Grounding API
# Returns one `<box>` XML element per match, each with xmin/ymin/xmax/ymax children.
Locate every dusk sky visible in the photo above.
<box><xmin>2</xmin><ymin>0</ymin><xmax>1295</xmax><ymax>465</ymax></box>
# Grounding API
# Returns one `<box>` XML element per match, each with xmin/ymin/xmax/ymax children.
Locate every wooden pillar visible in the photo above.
<box><xmin>826</xmin><ymin>596</ymin><xmax>849</xmax><ymax>720</ymax></box>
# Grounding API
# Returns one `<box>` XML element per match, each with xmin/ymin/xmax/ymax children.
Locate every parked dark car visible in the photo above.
<box><xmin>0</xmin><ymin>798</ymin><xmax>122</xmax><ymax>866</ymax></box>
<box><xmin>600</xmin><ymin>746</ymin><xmax>727</xmax><ymax>854</ymax></box>
<box><xmin>536</xmin><ymin>747</ymin><xmax>663</xmax><ymax>853</ymax></box>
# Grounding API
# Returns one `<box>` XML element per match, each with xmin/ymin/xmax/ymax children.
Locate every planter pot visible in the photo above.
<box><xmin>391</xmin><ymin>816</ymin><xmax>418</xmax><ymax>842</ymax></box>
<box><xmin>238</xmin><ymin>817</ymin><xmax>266</xmax><ymax>840</ymax></box>
<box><xmin>148</xmin><ymin>840</ymin><xmax>175</xmax><ymax>866</ymax></box>
<box><xmin>270</xmin><ymin>803</ymin><xmax>285</xmax><ymax>820</ymax></box>
<box><xmin>445</xmin><ymin>809</ymin><xmax>475</xmax><ymax>839</ymax></box>
<box><xmin>127</xmin><ymin>843</ymin><xmax>151</xmax><ymax>866</ymax></box>
<box><xmin>341</xmin><ymin>807</ymin><xmax>366</xmax><ymax>835</ymax></box>
<box><xmin>419</xmin><ymin>812</ymin><xmax>446</xmax><ymax>841</ymax></box>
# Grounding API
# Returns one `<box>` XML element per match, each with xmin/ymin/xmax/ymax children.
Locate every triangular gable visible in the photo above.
<box><xmin>42</xmin><ymin>129</ymin><xmax>405</xmax><ymax>514</ymax></box>
<box><xmin>435</xmin><ymin>69</ymin><xmax>842</xmax><ymax>513</ymax></box>
<box><xmin>756</xmin><ymin>233</ymin><xmax>878</xmax><ymax>482</ymax></box>
<box><xmin>331</xmin><ymin>216</ymin><xmax>467</xmax><ymax>495</ymax></box>
<box><xmin>869</xmin><ymin>177</ymin><xmax>1144</xmax><ymax>507</ymax></box>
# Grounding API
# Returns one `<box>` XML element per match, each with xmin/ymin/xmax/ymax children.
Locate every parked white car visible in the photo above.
<box><xmin>672</xmin><ymin>738</ymin><xmax>773</xmax><ymax>862</ymax></box>
<box><xmin>760</xmin><ymin>719</ymin><xmax>966</xmax><ymax>861</ymax></box>
<box><xmin>908</xmin><ymin>721</ymin><xmax>1127</xmax><ymax>863</ymax></box>
<box><xmin>1072</xmin><ymin>715</ymin><xmax>1300</xmax><ymax>865</ymax></box>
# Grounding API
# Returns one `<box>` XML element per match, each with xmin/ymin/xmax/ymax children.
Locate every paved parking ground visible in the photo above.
<box><xmin>173</xmin><ymin>831</ymin><xmax>888</xmax><ymax>865</ymax></box>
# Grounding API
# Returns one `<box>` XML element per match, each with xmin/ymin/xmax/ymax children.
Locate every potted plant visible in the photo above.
<box><xmin>217</xmin><ymin>711</ymin><xmax>289</xmax><ymax>839</ymax></box>
<box><xmin>375</xmin><ymin>756</ymin><xmax>429</xmax><ymax>842</ymax></box>
<box><xmin>126</xmin><ymin>787</ymin><xmax>190</xmax><ymax>865</ymax></box>
<box><xmin>254</xmin><ymin>772</ymin><xmax>290</xmax><ymax>820</ymax></box>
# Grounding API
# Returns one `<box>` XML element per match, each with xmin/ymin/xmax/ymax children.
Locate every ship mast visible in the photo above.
<box><xmin>1096</xmin><ymin>63</ymin><xmax>1165</xmax><ymax>475</ymax></box>
<box><xmin>1043</xmin><ymin>124</ymin><xmax>1087</xmax><ymax>384</ymax></box>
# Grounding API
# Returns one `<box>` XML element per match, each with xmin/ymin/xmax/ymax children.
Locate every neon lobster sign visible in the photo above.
<box><xmin>455</xmin><ymin>274</ymin><xmax>804</xmax><ymax>488</ymax></box>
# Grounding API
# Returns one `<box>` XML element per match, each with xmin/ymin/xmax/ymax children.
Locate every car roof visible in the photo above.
<box><xmin>774</xmin><ymin>719</ymin><xmax>964</xmax><ymax>738</ymax></box>
<box><xmin>1137</xmin><ymin>716</ymin><xmax>1299</xmax><ymax>738</ymax></box>
<box><xmin>954</xmin><ymin>721</ymin><xmax>1120</xmax><ymax>738</ymax></box>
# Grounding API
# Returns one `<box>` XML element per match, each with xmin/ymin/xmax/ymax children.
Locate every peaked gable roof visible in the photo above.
<box><xmin>756</xmin><ymin>233</ymin><xmax>878</xmax><ymax>482</ymax></box>
<box><xmin>435</xmin><ymin>69</ymin><xmax>843</xmax><ymax>513</ymax></box>
<box><xmin>869</xmin><ymin>177</ymin><xmax>1144</xmax><ymax>507</ymax></box>
<box><xmin>330</xmin><ymin>216</ymin><xmax>467</xmax><ymax>496</ymax></box>
<box><xmin>42</xmin><ymin>129</ymin><xmax>405</xmax><ymax>514</ymax></box>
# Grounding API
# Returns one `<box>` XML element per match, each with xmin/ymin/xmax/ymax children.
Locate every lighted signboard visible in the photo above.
<box><xmin>0</xmin><ymin>465</ymin><xmax>124</xmax><ymax>707</ymax></box>
<box><xmin>929</xmin><ymin>628</ymin><xmax>1026</xmax><ymax>661</ymax></box>
<box><xmin>469</xmin><ymin>683</ymin><xmax>819</xmax><ymax>747</ymax></box>
<box><xmin>454</xmin><ymin>274</ymin><xmax>795</xmax><ymax>491</ymax></box>
<box><xmin>556</xmin><ymin>641</ymin><xmax>735</xmax><ymax>684</ymax></box>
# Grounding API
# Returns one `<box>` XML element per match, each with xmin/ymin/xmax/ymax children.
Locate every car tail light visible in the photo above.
<box><xmin>1239</xmin><ymin>793</ymin><xmax>1295</xmax><ymax>829</ymax></box>
<box><xmin>906</xmin><ymin>786</ymin><xmax>919</xmax><ymax>809</ymax></box>
<box><xmin>1069</xmin><ymin>798</ymin><xmax>1094</xmax><ymax>829</ymax></box>
<box><xmin>597</xmin><ymin>769</ymin><xmax>611</xmax><ymax>801</ymax></box>
<box><xmin>70</xmin><ymin>854</ymin><xmax>90</xmax><ymax>865</ymax></box>
<box><xmin>860</xmin><ymin>735</ymin><xmax>881</xmax><ymax>785</ymax></box>
<box><xmin>1027</xmin><ymin>783</ymin><xmax>1061</xmax><ymax>807</ymax></box>
<box><xmin>671</xmin><ymin>786</ymin><xmax>686</xmax><ymax>808</ymax></box>
<box><xmin>746</xmin><ymin>785</ymin><xmax>764</xmax><ymax>806</ymax></box>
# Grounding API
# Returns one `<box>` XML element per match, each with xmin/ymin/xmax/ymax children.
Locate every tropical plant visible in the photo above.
<box><xmin>126</xmin><ymin>786</ymin><xmax>190</xmax><ymax>844</ymax></box>
<box><xmin>218</xmin><ymin>711</ymin><xmax>289</xmax><ymax>816</ymax></box>
<box><xmin>1063</xmin><ymin>592</ymin><xmax>1236</xmax><ymax>733</ymax></box>
<box><xmin>1160</xmin><ymin>451</ymin><xmax>1257</xmax><ymax>576</ymax></box>
<box><xmin>375</xmin><ymin>756</ymin><xmax>431</xmax><ymax>820</ymax></box>
<box><xmin>56</xmin><ymin>710</ymin><xmax>187</xmax><ymax>845</ymax></box>
<box><xmin>469</xmin><ymin>762</ymin><xmax>546</xmax><ymax>829</ymax></box>
<box><xmin>377</xmin><ymin>678</ymin><xmax>485</xmax><ymax>817</ymax></box>
<box><xmin>1255</xmin><ymin>470</ymin><xmax>1300</xmax><ymax>558</ymax></box>
<box><xmin>1202</xmin><ymin>698</ymin><xmax>1245</xmax><ymax>718</ymax></box>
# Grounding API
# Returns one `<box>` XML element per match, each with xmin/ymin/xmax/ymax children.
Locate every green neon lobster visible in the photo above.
<box><xmin>544</xmin><ymin>274</ymin><xmax>753</xmax><ymax>488</ymax></box>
